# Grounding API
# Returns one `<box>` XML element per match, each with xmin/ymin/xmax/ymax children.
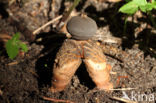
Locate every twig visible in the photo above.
<box><xmin>109</xmin><ymin>88</ymin><xmax>137</xmax><ymax>91</ymax></box>
<box><xmin>33</xmin><ymin>15</ymin><xmax>63</xmax><ymax>35</ymax></box>
<box><xmin>0</xmin><ymin>89</ymin><xmax>3</xmax><ymax>96</ymax></box>
<box><xmin>8</xmin><ymin>61</ymin><xmax>18</xmax><ymax>65</ymax></box>
<box><xmin>42</xmin><ymin>96</ymin><xmax>75</xmax><ymax>103</ymax></box>
<box><xmin>110</xmin><ymin>71</ymin><xmax>117</xmax><ymax>75</ymax></box>
<box><xmin>111</xmin><ymin>96</ymin><xmax>138</xmax><ymax>103</ymax></box>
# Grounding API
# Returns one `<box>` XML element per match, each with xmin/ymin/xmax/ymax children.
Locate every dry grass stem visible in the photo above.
<box><xmin>109</xmin><ymin>88</ymin><xmax>137</xmax><ymax>91</ymax></box>
<box><xmin>42</xmin><ymin>96</ymin><xmax>75</xmax><ymax>103</ymax></box>
<box><xmin>112</xmin><ymin>96</ymin><xmax>138</xmax><ymax>103</ymax></box>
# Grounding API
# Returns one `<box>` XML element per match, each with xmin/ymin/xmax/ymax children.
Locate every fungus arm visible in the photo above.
<box><xmin>50</xmin><ymin>40</ymin><xmax>82</xmax><ymax>92</ymax></box>
<box><xmin>83</xmin><ymin>41</ymin><xmax>113</xmax><ymax>91</ymax></box>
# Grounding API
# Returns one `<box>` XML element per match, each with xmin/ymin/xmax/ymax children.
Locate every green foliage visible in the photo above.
<box><xmin>119</xmin><ymin>0</ymin><xmax>156</xmax><ymax>15</ymax></box>
<box><xmin>6</xmin><ymin>33</ymin><xmax>28</xmax><ymax>59</ymax></box>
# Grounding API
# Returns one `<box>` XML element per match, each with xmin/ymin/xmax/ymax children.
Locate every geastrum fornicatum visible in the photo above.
<box><xmin>50</xmin><ymin>16</ymin><xmax>113</xmax><ymax>92</ymax></box>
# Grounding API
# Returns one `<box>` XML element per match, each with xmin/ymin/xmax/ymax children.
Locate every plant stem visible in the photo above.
<box><xmin>62</xmin><ymin>0</ymin><xmax>81</xmax><ymax>22</ymax></box>
<box><xmin>57</xmin><ymin>0</ymin><xmax>81</xmax><ymax>30</ymax></box>
<box><xmin>148</xmin><ymin>11</ymin><xmax>156</xmax><ymax>29</ymax></box>
<box><xmin>123</xmin><ymin>15</ymin><xmax>128</xmax><ymax>35</ymax></box>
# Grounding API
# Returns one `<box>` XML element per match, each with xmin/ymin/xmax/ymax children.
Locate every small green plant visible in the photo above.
<box><xmin>119</xmin><ymin>0</ymin><xmax>156</xmax><ymax>29</ymax></box>
<box><xmin>119</xmin><ymin>0</ymin><xmax>156</xmax><ymax>34</ymax></box>
<box><xmin>6</xmin><ymin>32</ymin><xmax>28</xmax><ymax>59</ymax></box>
<box><xmin>119</xmin><ymin>0</ymin><xmax>156</xmax><ymax>55</ymax></box>
<box><xmin>119</xmin><ymin>0</ymin><xmax>156</xmax><ymax>15</ymax></box>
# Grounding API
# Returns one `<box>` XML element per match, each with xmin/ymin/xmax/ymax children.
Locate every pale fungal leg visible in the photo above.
<box><xmin>83</xmin><ymin>41</ymin><xmax>113</xmax><ymax>91</ymax></box>
<box><xmin>50</xmin><ymin>59</ymin><xmax>81</xmax><ymax>92</ymax></box>
<box><xmin>50</xmin><ymin>40</ymin><xmax>82</xmax><ymax>92</ymax></box>
<box><xmin>84</xmin><ymin>60</ymin><xmax>113</xmax><ymax>90</ymax></box>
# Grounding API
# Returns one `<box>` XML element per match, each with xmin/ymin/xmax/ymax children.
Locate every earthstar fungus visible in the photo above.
<box><xmin>50</xmin><ymin>16</ymin><xmax>113</xmax><ymax>92</ymax></box>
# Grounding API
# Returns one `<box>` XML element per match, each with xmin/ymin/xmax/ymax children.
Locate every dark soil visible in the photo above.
<box><xmin>0</xmin><ymin>0</ymin><xmax>156</xmax><ymax>103</ymax></box>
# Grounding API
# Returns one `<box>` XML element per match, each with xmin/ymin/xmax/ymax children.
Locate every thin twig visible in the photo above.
<box><xmin>87</xmin><ymin>87</ymin><xmax>137</xmax><ymax>94</ymax></box>
<box><xmin>109</xmin><ymin>88</ymin><xmax>137</xmax><ymax>91</ymax></box>
<box><xmin>42</xmin><ymin>96</ymin><xmax>75</xmax><ymax>103</ymax></box>
<box><xmin>8</xmin><ymin>61</ymin><xmax>18</xmax><ymax>65</ymax></box>
<box><xmin>110</xmin><ymin>71</ymin><xmax>117</xmax><ymax>74</ymax></box>
<box><xmin>0</xmin><ymin>89</ymin><xmax>3</xmax><ymax>96</ymax></box>
<box><xmin>111</xmin><ymin>96</ymin><xmax>138</xmax><ymax>103</ymax></box>
<box><xmin>33</xmin><ymin>15</ymin><xmax>63</xmax><ymax>35</ymax></box>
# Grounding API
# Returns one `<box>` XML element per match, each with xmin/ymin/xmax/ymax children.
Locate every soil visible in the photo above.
<box><xmin>0</xmin><ymin>0</ymin><xmax>156</xmax><ymax>103</ymax></box>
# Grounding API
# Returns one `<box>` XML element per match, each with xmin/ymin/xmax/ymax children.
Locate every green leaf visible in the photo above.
<box><xmin>19</xmin><ymin>43</ymin><xmax>28</xmax><ymax>52</ymax></box>
<box><xmin>151</xmin><ymin>2</ymin><xmax>156</xmax><ymax>9</ymax></box>
<box><xmin>6</xmin><ymin>37</ymin><xmax>19</xmax><ymax>59</ymax></box>
<box><xmin>140</xmin><ymin>3</ymin><xmax>153</xmax><ymax>12</ymax></box>
<box><xmin>139</xmin><ymin>1</ymin><xmax>156</xmax><ymax>12</ymax></box>
<box><xmin>133</xmin><ymin>0</ymin><xmax>147</xmax><ymax>6</ymax></box>
<box><xmin>119</xmin><ymin>1</ymin><xmax>139</xmax><ymax>15</ymax></box>
<box><xmin>119</xmin><ymin>0</ymin><xmax>155</xmax><ymax>14</ymax></box>
<box><xmin>13</xmin><ymin>32</ymin><xmax>20</xmax><ymax>41</ymax></box>
<box><xmin>5</xmin><ymin>32</ymin><xmax>28</xmax><ymax>59</ymax></box>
